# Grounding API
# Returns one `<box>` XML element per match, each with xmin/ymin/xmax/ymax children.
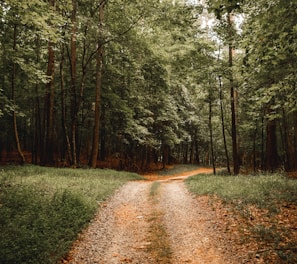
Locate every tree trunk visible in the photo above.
<box><xmin>183</xmin><ymin>143</ymin><xmax>188</xmax><ymax>164</ymax></box>
<box><xmin>33</xmin><ymin>89</ymin><xmax>41</xmax><ymax>164</ymax></box>
<box><xmin>252</xmin><ymin>128</ymin><xmax>257</xmax><ymax>173</ymax></box>
<box><xmin>69</xmin><ymin>0</ymin><xmax>78</xmax><ymax>167</ymax></box>
<box><xmin>194</xmin><ymin>128</ymin><xmax>200</xmax><ymax>165</ymax></box>
<box><xmin>281</xmin><ymin>107</ymin><xmax>290</xmax><ymax>171</ymax></box>
<box><xmin>12</xmin><ymin>24</ymin><xmax>26</xmax><ymax>165</ymax></box>
<box><xmin>44</xmin><ymin>42</ymin><xmax>55</xmax><ymax>165</ymax></box>
<box><xmin>261</xmin><ymin>113</ymin><xmax>265</xmax><ymax>170</ymax></box>
<box><xmin>218</xmin><ymin>75</ymin><xmax>230</xmax><ymax>174</ymax></box>
<box><xmin>60</xmin><ymin>43</ymin><xmax>72</xmax><ymax>165</ymax></box>
<box><xmin>89</xmin><ymin>0</ymin><xmax>105</xmax><ymax>168</ymax></box>
<box><xmin>294</xmin><ymin>112</ymin><xmax>297</xmax><ymax>170</ymax></box>
<box><xmin>32</xmin><ymin>37</ymin><xmax>42</xmax><ymax>165</ymax></box>
<box><xmin>228</xmin><ymin>12</ymin><xmax>239</xmax><ymax>175</ymax></box>
<box><xmin>265</xmin><ymin>118</ymin><xmax>278</xmax><ymax>172</ymax></box>
<box><xmin>162</xmin><ymin>144</ymin><xmax>170</xmax><ymax>169</ymax></box>
<box><xmin>208</xmin><ymin>85</ymin><xmax>216</xmax><ymax>175</ymax></box>
<box><xmin>42</xmin><ymin>0</ymin><xmax>56</xmax><ymax>165</ymax></box>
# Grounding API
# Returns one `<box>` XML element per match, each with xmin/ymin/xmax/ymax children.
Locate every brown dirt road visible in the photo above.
<box><xmin>63</xmin><ymin>168</ymin><xmax>251</xmax><ymax>263</ymax></box>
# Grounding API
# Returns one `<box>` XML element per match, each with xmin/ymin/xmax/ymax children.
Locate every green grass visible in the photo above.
<box><xmin>0</xmin><ymin>165</ymin><xmax>142</xmax><ymax>264</ymax></box>
<box><xmin>150</xmin><ymin>181</ymin><xmax>161</xmax><ymax>198</ymax></box>
<box><xmin>147</xmin><ymin>181</ymin><xmax>172</xmax><ymax>262</ymax></box>
<box><xmin>185</xmin><ymin>173</ymin><xmax>297</xmax><ymax>209</ymax></box>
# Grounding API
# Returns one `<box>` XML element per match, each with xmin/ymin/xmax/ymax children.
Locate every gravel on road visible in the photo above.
<box><xmin>63</xmin><ymin>170</ymin><xmax>248</xmax><ymax>264</ymax></box>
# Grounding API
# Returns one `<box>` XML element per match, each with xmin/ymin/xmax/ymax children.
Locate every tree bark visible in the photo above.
<box><xmin>89</xmin><ymin>0</ymin><xmax>105</xmax><ymax>168</ymax></box>
<box><xmin>60</xmin><ymin>43</ymin><xmax>72</xmax><ymax>165</ymax></box>
<box><xmin>281</xmin><ymin>107</ymin><xmax>291</xmax><ymax>171</ymax></box>
<box><xmin>69</xmin><ymin>0</ymin><xmax>78</xmax><ymax>167</ymax></box>
<box><xmin>293</xmin><ymin>112</ymin><xmax>297</xmax><ymax>170</ymax></box>
<box><xmin>228</xmin><ymin>12</ymin><xmax>239</xmax><ymax>175</ymax></box>
<box><xmin>12</xmin><ymin>23</ymin><xmax>26</xmax><ymax>165</ymax></box>
<box><xmin>42</xmin><ymin>0</ymin><xmax>56</xmax><ymax>165</ymax></box>
<box><xmin>44</xmin><ymin>41</ymin><xmax>55</xmax><ymax>165</ymax></box>
<box><xmin>218</xmin><ymin>75</ymin><xmax>230</xmax><ymax>174</ymax></box>
<box><xmin>265</xmin><ymin>118</ymin><xmax>278</xmax><ymax>172</ymax></box>
<box><xmin>208</xmin><ymin>83</ymin><xmax>216</xmax><ymax>175</ymax></box>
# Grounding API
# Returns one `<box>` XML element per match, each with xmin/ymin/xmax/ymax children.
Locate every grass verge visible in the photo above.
<box><xmin>186</xmin><ymin>173</ymin><xmax>297</xmax><ymax>209</ymax></box>
<box><xmin>0</xmin><ymin>165</ymin><xmax>142</xmax><ymax>264</ymax></box>
<box><xmin>185</xmin><ymin>173</ymin><xmax>297</xmax><ymax>263</ymax></box>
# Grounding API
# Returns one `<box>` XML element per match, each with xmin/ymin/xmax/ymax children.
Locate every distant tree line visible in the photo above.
<box><xmin>0</xmin><ymin>0</ymin><xmax>296</xmax><ymax>173</ymax></box>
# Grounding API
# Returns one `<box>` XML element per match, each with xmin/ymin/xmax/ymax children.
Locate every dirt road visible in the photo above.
<box><xmin>64</xmin><ymin>169</ymin><xmax>242</xmax><ymax>263</ymax></box>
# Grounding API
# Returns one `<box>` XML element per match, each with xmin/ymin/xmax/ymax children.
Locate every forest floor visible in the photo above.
<box><xmin>62</xmin><ymin>167</ymin><xmax>271</xmax><ymax>264</ymax></box>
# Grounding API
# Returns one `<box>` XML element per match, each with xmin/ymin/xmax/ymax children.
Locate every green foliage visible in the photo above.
<box><xmin>240</xmin><ymin>0</ymin><xmax>297</xmax><ymax>116</ymax></box>
<box><xmin>0</xmin><ymin>165</ymin><xmax>142</xmax><ymax>264</ymax></box>
<box><xmin>0</xmin><ymin>0</ymin><xmax>295</xmax><ymax>172</ymax></box>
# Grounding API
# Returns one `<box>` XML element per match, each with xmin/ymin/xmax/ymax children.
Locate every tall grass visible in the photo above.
<box><xmin>0</xmin><ymin>165</ymin><xmax>142</xmax><ymax>264</ymax></box>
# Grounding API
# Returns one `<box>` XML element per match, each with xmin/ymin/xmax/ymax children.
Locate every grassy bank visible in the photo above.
<box><xmin>185</xmin><ymin>173</ymin><xmax>297</xmax><ymax>263</ymax></box>
<box><xmin>186</xmin><ymin>173</ymin><xmax>297</xmax><ymax>209</ymax></box>
<box><xmin>0</xmin><ymin>165</ymin><xmax>142</xmax><ymax>264</ymax></box>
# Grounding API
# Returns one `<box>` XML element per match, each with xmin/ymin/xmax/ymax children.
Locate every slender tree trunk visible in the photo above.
<box><xmin>60</xmin><ymin>43</ymin><xmax>72</xmax><ymax>165</ymax></box>
<box><xmin>162</xmin><ymin>144</ymin><xmax>170</xmax><ymax>169</ymax></box>
<box><xmin>293</xmin><ymin>112</ymin><xmax>297</xmax><ymax>170</ymax></box>
<box><xmin>183</xmin><ymin>143</ymin><xmax>188</xmax><ymax>164</ymax></box>
<box><xmin>100</xmin><ymin>106</ymin><xmax>106</xmax><ymax>161</ymax></box>
<box><xmin>44</xmin><ymin>42</ymin><xmax>55</xmax><ymax>165</ymax></box>
<box><xmin>89</xmin><ymin>0</ymin><xmax>105</xmax><ymax>168</ymax></box>
<box><xmin>43</xmin><ymin>0</ymin><xmax>56</xmax><ymax>165</ymax></box>
<box><xmin>208</xmin><ymin>85</ymin><xmax>216</xmax><ymax>175</ymax></box>
<box><xmin>261</xmin><ymin>112</ymin><xmax>265</xmax><ymax>170</ymax></box>
<box><xmin>190</xmin><ymin>137</ymin><xmax>194</xmax><ymax>164</ymax></box>
<box><xmin>252</xmin><ymin>128</ymin><xmax>257</xmax><ymax>173</ymax></box>
<box><xmin>218</xmin><ymin>75</ymin><xmax>230</xmax><ymax>174</ymax></box>
<box><xmin>33</xmin><ymin>87</ymin><xmax>41</xmax><ymax>164</ymax></box>
<box><xmin>228</xmin><ymin>12</ymin><xmax>239</xmax><ymax>175</ymax></box>
<box><xmin>281</xmin><ymin>107</ymin><xmax>290</xmax><ymax>171</ymax></box>
<box><xmin>265</xmin><ymin>118</ymin><xmax>278</xmax><ymax>172</ymax></box>
<box><xmin>33</xmin><ymin>37</ymin><xmax>42</xmax><ymax>165</ymax></box>
<box><xmin>11</xmin><ymin>23</ymin><xmax>26</xmax><ymax>165</ymax></box>
<box><xmin>69</xmin><ymin>0</ymin><xmax>78</xmax><ymax>167</ymax></box>
<box><xmin>194</xmin><ymin>128</ymin><xmax>200</xmax><ymax>165</ymax></box>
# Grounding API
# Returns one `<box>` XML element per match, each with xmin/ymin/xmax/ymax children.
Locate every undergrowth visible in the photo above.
<box><xmin>0</xmin><ymin>165</ymin><xmax>142</xmax><ymax>264</ymax></box>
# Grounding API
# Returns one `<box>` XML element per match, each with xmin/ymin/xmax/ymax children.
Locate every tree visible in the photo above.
<box><xmin>89</xmin><ymin>0</ymin><xmax>105</xmax><ymax>168</ymax></box>
<box><xmin>42</xmin><ymin>0</ymin><xmax>56</xmax><ymax>165</ymax></box>
<box><xmin>206</xmin><ymin>0</ymin><xmax>242</xmax><ymax>174</ymax></box>
<box><xmin>240</xmin><ymin>0</ymin><xmax>297</xmax><ymax>171</ymax></box>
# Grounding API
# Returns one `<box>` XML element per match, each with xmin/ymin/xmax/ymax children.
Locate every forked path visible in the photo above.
<box><xmin>64</xmin><ymin>168</ymin><xmax>240</xmax><ymax>263</ymax></box>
